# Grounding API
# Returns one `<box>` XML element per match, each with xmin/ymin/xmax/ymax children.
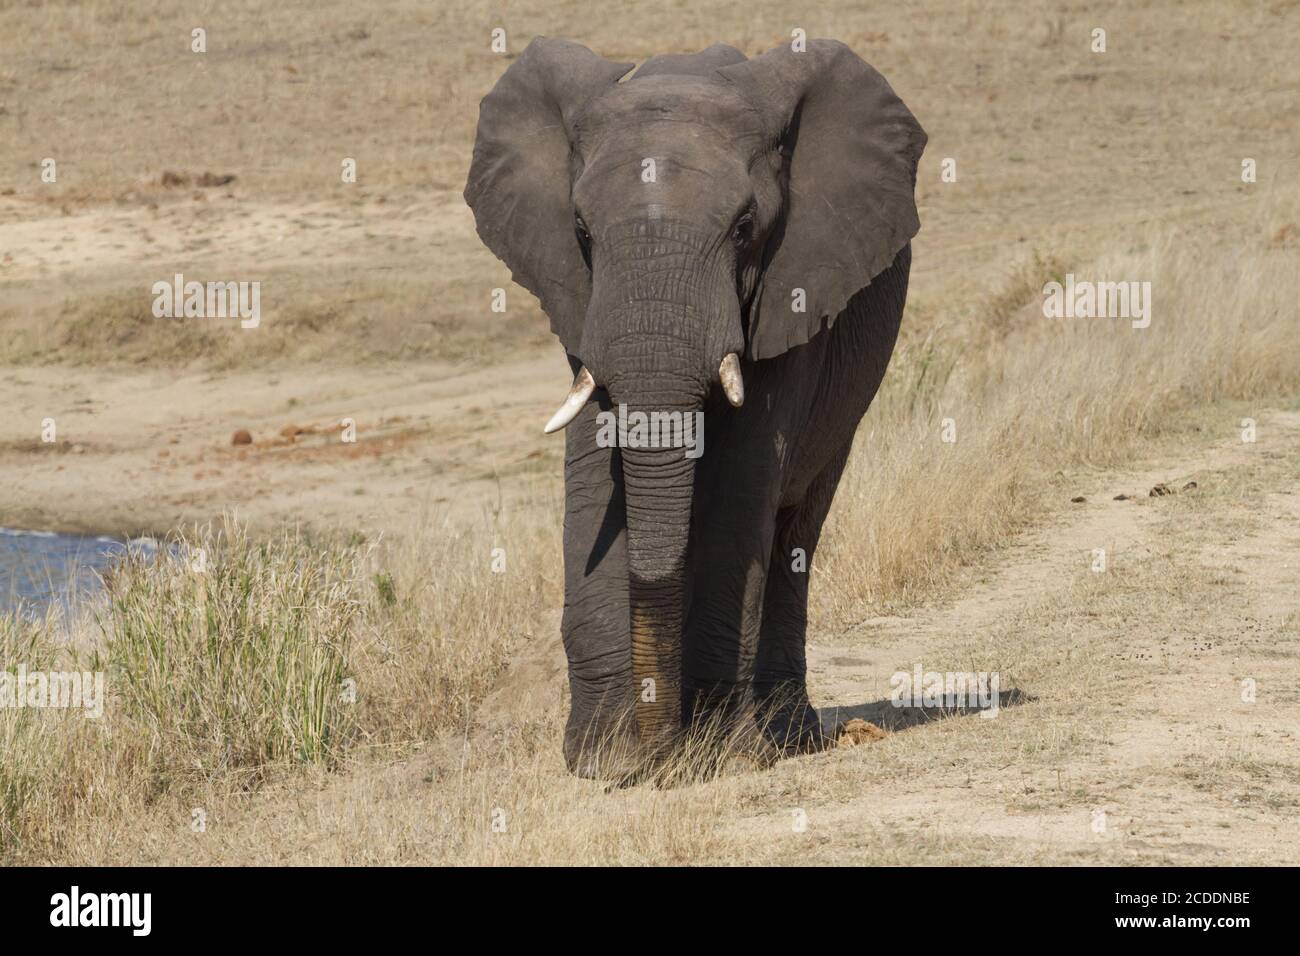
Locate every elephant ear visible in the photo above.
<box><xmin>464</xmin><ymin>38</ymin><xmax>633</xmax><ymax>354</ymax></box>
<box><xmin>718</xmin><ymin>40</ymin><xmax>927</xmax><ymax>360</ymax></box>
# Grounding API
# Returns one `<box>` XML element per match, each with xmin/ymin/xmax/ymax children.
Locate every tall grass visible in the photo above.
<box><xmin>0</xmin><ymin>612</ymin><xmax>135</xmax><ymax>857</ymax></box>
<box><xmin>815</xmin><ymin>229</ymin><xmax>1300</xmax><ymax>617</ymax></box>
<box><xmin>0</xmin><ymin>512</ymin><xmax>559</xmax><ymax>859</ymax></box>
<box><xmin>105</xmin><ymin>524</ymin><xmax>362</xmax><ymax>777</ymax></box>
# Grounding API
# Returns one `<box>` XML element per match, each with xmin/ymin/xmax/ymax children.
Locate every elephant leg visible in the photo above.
<box><xmin>560</xmin><ymin>385</ymin><xmax>636</xmax><ymax>778</ymax></box>
<box><xmin>682</xmin><ymin>453</ymin><xmax>781</xmax><ymax>761</ymax></box>
<box><xmin>753</xmin><ymin>443</ymin><xmax>852</xmax><ymax>753</ymax></box>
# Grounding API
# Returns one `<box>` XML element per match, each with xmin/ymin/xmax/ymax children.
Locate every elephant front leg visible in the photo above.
<box><xmin>682</xmin><ymin>492</ymin><xmax>782</xmax><ymax>767</ymax></box>
<box><xmin>560</xmin><ymin>391</ymin><xmax>636</xmax><ymax>779</ymax></box>
<box><xmin>753</xmin><ymin>524</ymin><xmax>823</xmax><ymax>755</ymax></box>
<box><xmin>753</xmin><ymin>447</ymin><xmax>851</xmax><ymax>754</ymax></box>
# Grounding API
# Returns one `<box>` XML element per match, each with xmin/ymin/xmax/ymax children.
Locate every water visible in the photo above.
<box><xmin>0</xmin><ymin>528</ymin><xmax>156</xmax><ymax>617</ymax></box>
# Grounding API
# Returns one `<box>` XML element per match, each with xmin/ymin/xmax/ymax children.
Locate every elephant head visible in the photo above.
<box><xmin>465</xmin><ymin>38</ymin><xmax>926</xmax><ymax>761</ymax></box>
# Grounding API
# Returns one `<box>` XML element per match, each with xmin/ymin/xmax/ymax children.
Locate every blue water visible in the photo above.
<box><xmin>0</xmin><ymin>529</ymin><xmax>156</xmax><ymax>617</ymax></box>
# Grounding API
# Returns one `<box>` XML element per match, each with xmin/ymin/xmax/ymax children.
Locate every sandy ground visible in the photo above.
<box><xmin>0</xmin><ymin>192</ymin><xmax>571</xmax><ymax>536</ymax></box>
<box><xmin>1</xmin><ymin>354</ymin><xmax>570</xmax><ymax>536</ymax></box>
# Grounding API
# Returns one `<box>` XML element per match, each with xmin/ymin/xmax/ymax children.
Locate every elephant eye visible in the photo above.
<box><xmin>574</xmin><ymin>215</ymin><xmax>593</xmax><ymax>267</ymax></box>
<box><xmin>731</xmin><ymin>211</ymin><xmax>755</xmax><ymax>247</ymax></box>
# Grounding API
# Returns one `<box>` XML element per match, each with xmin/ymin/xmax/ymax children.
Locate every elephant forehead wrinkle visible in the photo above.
<box><xmin>585</xmin><ymin>141</ymin><xmax>748</xmax><ymax>182</ymax></box>
<box><xmin>614</xmin><ymin>217</ymin><xmax>706</xmax><ymax>243</ymax></box>
<box><xmin>575</xmin><ymin>165</ymin><xmax>742</xmax><ymax>231</ymax></box>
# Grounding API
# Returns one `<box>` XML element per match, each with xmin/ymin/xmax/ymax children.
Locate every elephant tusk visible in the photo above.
<box><xmin>719</xmin><ymin>353</ymin><xmax>744</xmax><ymax>408</ymax></box>
<box><xmin>543</xmin><ymin>366</ymin><xmax>597</xmax><ymax>434</ymax></box>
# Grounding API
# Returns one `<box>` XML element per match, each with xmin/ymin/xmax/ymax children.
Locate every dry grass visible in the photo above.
<box><xmin>0</xmin><ymin>268</ymin><xmax>553</xmax><ymax>369</ymax></box>
<box><xmin>817</xmin><ymin>208</ymin><xmax>1300</xmax><ymax>619</ymax></box>
<box><xmin>355</xmin><ymin>505</ymin><xmax>560</xmax><ymax>742</ymax></box>
<box><xmin>3</xmin><ymin>0</ymin><xmax>1293</xmax><ymax>213</ymax></box>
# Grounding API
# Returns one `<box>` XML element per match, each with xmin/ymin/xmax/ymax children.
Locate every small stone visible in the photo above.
<box><xmin>196</xmin><ymin>171</ymin><xmax>236</xmax><ymax>187</ymax></box>
<box><xmin>1071</xmin><ymin>495</ymin><xmax>1086</xmax><ymax>503</ymax></box>
<box><xmin>231</xmin><ymin>429</ymin><xmax>253</xmax><ymax>446</ymax></box>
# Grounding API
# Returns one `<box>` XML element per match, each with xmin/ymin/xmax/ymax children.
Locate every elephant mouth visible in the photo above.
<box><xmin>542</xmin><ymin>355</ymin><xmax>743</xmax><ymax>436</ymax></box>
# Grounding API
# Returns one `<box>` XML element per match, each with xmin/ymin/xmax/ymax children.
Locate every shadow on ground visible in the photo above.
<box><xmin>818</xmin><ymin>689</ymin><xmax>1034</xmax><ymax>734</ymax></box>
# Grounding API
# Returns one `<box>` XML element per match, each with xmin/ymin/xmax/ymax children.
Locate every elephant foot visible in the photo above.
<box><xmin>567</xmin><ymin>723</ymin><xmax>779</xmax><ymax>785</ymax></box>
<box><xmin>563</xmin><ymin>710</ymin><xmax>644</xmax><ymax>783</ymax></box>
<box><xmin>565</xmin><ymin>686</ymin><xmax>798</xmax><ymax>784</ymax></box>
<box><xmin>715</xmin><ymin>722</ymin><xmax>782</xmax><ymax>776</ymax></box>
<box><xmin>679</xmin><ymin>688</ymin><xmax>783</xmax><ymax>780</ymax></box>
<box><xmin>640</xmin><ymin>719</ymin><xmax>777</xmax><ymax>785</ymax></box>
<box><xmin>754</xmin><ymin>680</ymin><xmax>829</xmax><ymax>755</ymax></box>
<box><xmin>564</xmin><ymin>710</ymin><xmax>686</xmax><ymax>785</ymax></box>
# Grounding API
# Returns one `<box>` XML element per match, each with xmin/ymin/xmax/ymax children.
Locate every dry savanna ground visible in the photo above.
<box><xmin>1</xmin><ymin>0</ymin><xmax>1298</xmax><ymax>864</ymax></box>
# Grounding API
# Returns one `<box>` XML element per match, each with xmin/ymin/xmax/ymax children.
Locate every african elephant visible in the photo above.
<box><xmin>465</xmin><ymin>38</ymin><xmax>926</xmax><ymax>778</ymax></box>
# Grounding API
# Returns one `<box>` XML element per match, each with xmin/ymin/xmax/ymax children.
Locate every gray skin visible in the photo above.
<box><xmin>465</xmin><ymin>38</ymin><xmax>926</xmax><ymax>778</ymax></box>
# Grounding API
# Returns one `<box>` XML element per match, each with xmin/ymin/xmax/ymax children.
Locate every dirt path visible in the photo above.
<box><xmin>812</xmin><ymin>413</ymin><xmax>1297</xmax><ymax>717</ymax></box>
<box><xmin>772</xmin><ymin>408</ymin><xmax>1300</xmax><ymax>864</ymax></box>
<box><xmin>0</xmin><ymin>195</ymin><xmax>462</xmax><ymax>285</ymax></box>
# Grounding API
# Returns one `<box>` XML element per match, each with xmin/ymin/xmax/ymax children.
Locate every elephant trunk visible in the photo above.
<box><xmin>582</xmin><ymin>231</ymin><xmax>739</xmax><ymax>762</ymax></box>
<box><xmin>599</xmin><ymin>344</ymin><xmax>707</xmax><ymax>758</ymax></box>
<box><xmin>621</xmin><ymin>432</ymin><xmax>696</xmax><ymax>755</ymax></box>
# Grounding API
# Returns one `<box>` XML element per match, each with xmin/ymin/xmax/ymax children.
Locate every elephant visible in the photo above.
<box><xmin>464</xmin><ymin>37</ymin><xmax>926</xmax><ymax>779</ymax></box>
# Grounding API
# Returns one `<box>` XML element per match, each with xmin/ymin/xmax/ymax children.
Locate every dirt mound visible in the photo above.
<box><xmin>835</xmin><ymin>718</ymin><xmax>888</xmax><ymax>746</ymax></box>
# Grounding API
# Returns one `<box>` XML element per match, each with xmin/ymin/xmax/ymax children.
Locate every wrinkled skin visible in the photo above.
<box><xmin>465</xmin><ymin>39</ymin><xmax>926</xmax><ymax>778</ymax></box>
